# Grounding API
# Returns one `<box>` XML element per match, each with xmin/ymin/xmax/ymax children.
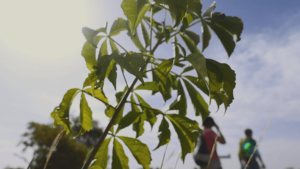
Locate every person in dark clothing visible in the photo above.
<box><xmin>238</xmin><ymin>129</ymin><xmax>266</xmax><ymax>169</ymax></box>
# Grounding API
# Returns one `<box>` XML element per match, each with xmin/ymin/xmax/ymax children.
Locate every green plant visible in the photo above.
<box><xmin>50</xmin><ymin>0</ymin><xmax>243</xmax><ymax>168</ymax></box>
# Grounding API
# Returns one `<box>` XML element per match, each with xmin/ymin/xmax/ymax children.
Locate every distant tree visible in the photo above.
<box><xmin>19</xmin><ymin>118</ymin><xmax>103</xmax><ymax>169</ymax></box>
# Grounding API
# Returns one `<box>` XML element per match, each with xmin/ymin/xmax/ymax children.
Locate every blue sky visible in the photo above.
<box><xmin>1</xmin><ymin>0</ymin><xmax>300</xmax><ymax>169</ymax></box>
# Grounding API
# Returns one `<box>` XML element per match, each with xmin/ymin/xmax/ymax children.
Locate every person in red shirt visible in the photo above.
<box><xmin>196</xmin><ymin>117</ymin><xmax>226</xmax><ymax>169</ymax></box>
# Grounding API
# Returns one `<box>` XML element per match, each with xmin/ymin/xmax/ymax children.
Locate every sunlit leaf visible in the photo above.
<box><xmin>51</xmin><ymin>88</ymin><xmax>81</xmax><ymax>134</ymax></box>
<box><xmin>83</xmin><ymin>88</ymin><xmax>108</xmax><ymax>105</ymax></box>
<box><xmin>79</xmin><ymin>93</ymin><xmax>93</xmax><ymax>134</ymax></box>
<box><xmin>154</xmin><ymin>117</ymin><xmax>171</xmax><ymax>150</ymax></box>
<box><xmin>109</xmin><ymin>18</ymin><xmax>127</xmax><ymax>36</ymax></box>
<box><xmin>99</xmin><ymin>39</ymin><xmax>108</xmax><ymax>58</ymax></box>
<box><xmin>81</xmin><ymin>36</ymin><xmax>105</xmax><ymax>71</ymax></box>
<box><xmin>109</xmin><ymin>39</ymin><xmax>119</xmax><ymax>53</ymax></box>
<box><xmin>183</xmin><ymin>79</ymin><xmax>209</xmax><ymax>118</ymax></box>
<box><xmin>89</xmin><ymin>137</ymin><xmax>112</xmax><ymax>169</ymax></box>
<box><xmin>106</xmin><ymin>58</ymin><xmax>117</xmax><ymax>90</ymax></box>
<box><xmin>186</xmin><ymin>53</ymin><xmax>209</xmax><ymax>94</ymax></box>
<box><xmin>134</xmin><ymin>81</ymin><xmax>160</xmax><ymax>92</ymax></box>
<box><xmin>166</xmin><ymin>114</ymin><xmax>201</xmax><ymax>162</ymax></box>
<box><xmin>118</xmin><ymin>136</ymin><xmax>151</xmax><ymax>169</ymax></box>
<box><xmin>117</xmin><ymin>111</ymin><xmax>142</xmax><ymax>133</ymax></box>
<box><xmin>184</xmin><ymin>75</ymin><xmax>209</xmax><ymax>95</ymax></box>
<box><xmin>112</xmin><ymin>138</ymin><xmax>129</xmax><ymax>169</ymax></box>
<box><xmin>169</xmin><ymin>80</ymin><xmax>187</xmax><ymax>116</ymax></box>
<box><xmin>105</xmin><ymin>105</ymin><xmax>115</xmax><ymax>119</ymax></box>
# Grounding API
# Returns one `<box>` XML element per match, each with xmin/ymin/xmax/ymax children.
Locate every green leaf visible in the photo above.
<box><xmin>206</xmin><ymin>59</ymin><xmax>236</xmax><ymax>111</ymax></box>
<box><xmin>154</xmin><ymin>117</ymin><xmax>171</xmax><ymax>150</ymax></box>
<box><xmin>121</xmin><ymin>0</ymin><xmax>150</xmax><ymax>35</ymax></box>
<box><xmin>183</xmin><ymin>79</ymin><xmax>209</xmax><ymax>119</ymax></box>
<box><xmin>112</xmin><ymin>52</ymin><xmax>146</xmax><ymax>84</ymax></box>
<box><xmin>158</xmin><ymin>83</ymin><xmax>172</xmax><ymax>102</ymax></box>
<box><xmin>203</xmin><ymin>1</ymin><xmax>216</xmax><ymax>18</ymax></box>
<box><xmin>81</xmin><ymin>36</ymin><xmax>105</xmax><ymax>71</ymax></box>
<box><xmin>179</xmin><ymin>33</ymin><xmax>200</xmax><ymax>53</ymax></box>
<box><xmin>157</xmin><ymin>59</ymin><xmax>174</xmax><ymax>86</ymax></box>
<box><xmin>185</xmin><ymin>30</ymin><xmax>200</xmax><ymax>46</ymax></box>
<box><xmin>166</xmin><ymin>114</ymin><xmax>201</xmax><ymax>162</ymax></box>
<box><xmin>186</xmin><ymin>53</ymin><xmax>209</xmax><ymax>94</ymax></box>
<box><xmin>95</xmin><ymin>55</ymin><xmax>114</xmax><ymax>89</ymax></box>
<box><xmin>82</xmin><ymin>27</ymin><xmax>98</xmax><ymax>48</ymax></box>
<box><xmin>135</xmin><ymin>93</ymin><xmax>157</xmax><ymax>129</ymax></box>
<box><xmin>173</xmin><ymin>36</ymin><xmax>180</xmax><ymax>63</ymax></box>
<box><xmin>105</xmin><ymin>105</ymin><xmax>116</xmax><ymax>119</ymax></box>
<box><xmin>109</xmin><ymin>18</ymin><xmax>127</xmax><ymax>36</ymax></box>
<box><xmin>109</xmin><ymin>39</ymin><xmax>119</xmax><ymax>53</ymax></box>
<box><xmin>83</xmin><ymin>72</ymin><xmax>98</xmax><ymax>91</ymax></box>
<box><xmin>99</xmin><ymin>38</ymin><xmax>108</xmax><ymax>58</ymax></box>
<box><xmin>187</xmin><ymin>0</ymin><xmax>202</xmax><ymax>17</ymax></box>
<box><xmin>208</xmin><ymin>12</ymin><xmax>243</xmax><ymax>57</ymax></box>
<box><xmin>134</xmin><ymin>81</ymin><xmax>160</xmax><ymax>92</ymax></box>
<box><xmin>106</xmin><ymin>58</ymin><xmax>117</xmax><ymax>90</ymax></box>
<box><xmin>141</xmin><ymin>21</ymin><xmax>150</xmax><ymax>48</ymax></box>
<box><xmin>131</xmin><ymin>95</ymin><xmax>145</xmax><ymax>138</ymax></box>
<box><xmin>117</xmin><ymin>111</ymin><xmax>142</xmax><ymax>133</ymax></box>
<box><xmin>89</xmin><ymin>138</ymin><xmax>112</xmax><ymax>169</ymax></box>
<box><xmin>96</xmin><ymin>22</ymin><xmax>108</xmax><ymax>34</ymax></box>
<box><xmin>181</xmin><ymin>64</ymin><xmax>194</xmax><ymax>75</ymax></box>
<box><xmin>169</xmin><ymin>80</ymin><xmax>187</xmax><ymax>116</ymax></box>
<box><xmin>201</xmin><ymin>21</ymin><xmax>211</xmax><ymax>52</ymax></box>
<box><xmin>114</xmin><ymin>86</ymin><xmax>128</xmax><ymax>125</ymax></box>
<box><xmin>118</xmin><ymin>136</ymin><xmax>151</xmax><ymax>169</ymax></box>
<box><xmin>112</xmin><ymin>138</ymin><xmax>129</xmax><ymax>169</ymax></box>
<box><xmin>184</xmin><ymin>75</ymin><xmax>209</xmax><ymax>95</ymax></box>
<box><xmin>51</xmin><ymin>88</ymin><xmax>81</xmax><ymax>134</ymax></box>
<box><xmin>83</xmin><ymin>88</ymin><xmax>108</xmax><ymax>105</ymax></box>
<box><xmin>79</xmin><ymin>93</ymin><xmax>93</xmax><ymax>134</ymax></box>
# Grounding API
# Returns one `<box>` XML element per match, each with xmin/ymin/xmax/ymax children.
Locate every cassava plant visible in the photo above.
<box><xmin>50</xmin><ymin>0</ymin><xmax>243</xmax><ymax>168</ymax></box>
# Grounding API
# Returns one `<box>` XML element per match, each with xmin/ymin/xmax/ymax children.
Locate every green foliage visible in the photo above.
<box><xmin>49</xmin><ymin>0</ymin><xmax>243</xmax><ymax>168</ymax></box>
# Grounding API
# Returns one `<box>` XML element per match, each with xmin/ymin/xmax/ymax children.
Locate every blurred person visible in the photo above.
<box><xmin>238</xmin><ymin>129</ymin><xmax>266</xmax><ymax>169</ymax></box>
<box><xmin>194</xmin><ymin>117</ymin><xmax>226</xmax><ymax>169</ymax></box>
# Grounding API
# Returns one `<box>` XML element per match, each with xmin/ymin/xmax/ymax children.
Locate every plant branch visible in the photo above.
<box><xmin>81</xmin><ymin>34</ymin><xmax>164</xmax><ymax>169</ymax></box>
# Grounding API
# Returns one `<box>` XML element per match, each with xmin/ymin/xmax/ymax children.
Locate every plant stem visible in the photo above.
<box><xmin>81</xmin><ymin>35</ymin><xmax>164</xmax><ymax>169</ymax></box>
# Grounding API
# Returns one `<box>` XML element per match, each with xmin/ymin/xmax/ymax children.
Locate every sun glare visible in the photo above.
<box><xmin>0</xmin><ymin>1</ymin><xmax>89</xmax><ymax>60</ymax></box>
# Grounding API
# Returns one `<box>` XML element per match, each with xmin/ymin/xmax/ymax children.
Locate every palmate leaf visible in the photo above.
<box><xmin>154</xmin><ymin>117</ymin><xmax>171</xmax><ymax>150</ymax></box>
<box><xmin>112</xmin><ymin>138</ymin><xmax>129</xmax><ymax>169</ymax></box>
<box><xmin>207</xmin><ymin>12</ymin><xmax>243</xmax><ymax>57</ymax></box>
<box><xmin>109</xmin><ymin>18</ymin><xmax>127</xmax><ymax>36</ymax></box>
<box><xmin>201</xmin><ymin>21</ymin><xmax>211</xmax><ymax>52</ymax></box>
<box><xmin>157</xmin><ymin>59</ymin><xmax>173</xmax><ymax>86</ymax></box>
<box><xmin>206</xmin><ymin>59</ymin><xmax>236</xmax><ymax>111</ymax></box>
<box><xmin>131</xmin><ymin>95</ymin><xmax>146</xmax><ymax>138</ymax></box>
<box><xmin>186</xmin><ymin>53</ymin><xmax>210</xmax><ymax>94</ymax></box>
<box><xmin>116</xmin><ymin>111</ymin><xmax>142</xmax><ymax>133</ymax></box>
<box><xmin>82</xmin><ymin>27</ymin><xmax>98</xmax><ymax>48</ymax></box>
<box><xmin>184</xmin><ymin>30</ymin><xmax>200</xmax><ymax>46</ymax></box>
<box><xmin>183</xmin><ymin>78</ymin><xmax>209</xmax><ymax>119</ymax></box>
<box><xmin>106</xmin><ymin>58</ymin><xmax>117</xmax><ymax>90</ymax></box>
<box><xmin>166</xmin><ymin>114</ymin><xmax>201</xmax><ymax>162</ymax></box>
<box><xmin>96</xmin><ymin>22</ymin><xmax>108</xmax><ymax>34</ymax></box>
<box><xmin>203</xmin><ymin>1</ymin><xmax>216</xmax><ymax>18</ymax></box>
<box><xmin>179</xmin><ymin>33</ymin><xmax>200</xmax><ymax>53</ymax></box>
<box><xmin>121</xmin><ymin>0</ymin><xmax>150</xmax><ymax>35</ymax></box>
<box><xmin>99</xmin><ymin>38</ymin><xmax>108</xmax><ymax>58</ymax></box>
<box><xmin>118</xmin><ymin>136</ymin><xmax>151</xmax><ymax>169</ymax></box>
<box><xmin>82</xmin><ymin>36</ymin><xmax>105</xmax><ymax>71</ymax></box>
<box><xmin>79</xmin><ymin>93</ymin><xmax>93</xmax><ymax>134</ymax></box>
<box><xmin>135</xmin><ymin>93</ymin><xmax>158</xmax><ymax>129</ymax></box>
<box><xmin>51</xmin><ymin>88</ymin><xmax>81</xmax><ymax>134</ymax></box>
<box><xmin>141</xmin><ymin>21</ymin><xmax>150</xmax><ymax>48</ymax></box>
<box><xmin>82</xmin><ymin>88</ymin><xmax>108</xmax><ymax>105</ymax></box>
<box><xmin>88</xmin><ymin>137</ymin><xmax>112</xmax><ymax>169</ymax></box>
<box><xmin>169</xmin><ymin>80</ymin><xmax>187</xmax><ymax>116</ymax></box>
<box><xmin>113</xmin><ymin>86</ymin><xmax>128</xmax><ymax>125</ymax></box>
<box><xmin>186</xmin><ymin>0</ymin><xmax>202</xmax><ymax>17</ymax></box>
<box><xmin>125</xmin><ymin>21</ymin><xmax>147</xmax><ymax>52</ymax></box>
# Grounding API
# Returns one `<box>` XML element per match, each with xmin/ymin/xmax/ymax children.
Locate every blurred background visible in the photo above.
<box><xmin>1</xmin><ymin>0</ymin><xmax>300</xmax><ymax>168</ymax></box>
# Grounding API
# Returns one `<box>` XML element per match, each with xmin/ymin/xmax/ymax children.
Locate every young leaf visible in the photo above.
<box><xmin>117</xmin><ymin>111</ymin><xmax>142</xmax><ymax>133</ymax></box>
<box><xmin>82</xmin><ymin>27</ymin><xmax>98</xmax><ymax>48</ymax></box>
<box><xmin>118</xmin><ymin>136</ymin><xmax>151</xmax><ymax>169</ymax></box>
<box><xmin>82</xmin><ymin>88</ymin><xmax>108</xmax><ymax>105</ymax></box>
<box><xmin>208</xmin><ymin>12</ymin><xmax>243</xmax><ymax>57</ymax></box>
<box><xmin>81</xmin><ymin>36</ymin><xmax>105</xmax><ymax>71</ymax></box>
<box><xmin>183</xmin><ymin>79</ymin><xmax>209</xmax><ymax>119</ymax></box>
<box><xmin>166</xmin><ymin>114</ymin><xmax>201</xmax><ymax>162</ymax></box>
<box><xmin>154</xmin><ymin>117</ymin><xmax>171</xmax><ymax>150</ymax></box>
<box><xmin>79</xmin><ymin>93</ymin><xmax>93</xmax><ymax>134</ymax></box>
<box><xmin>51</xmin><ymin>88</ymin><xmax>81</xmax><ymax>134</ymax></box>
<box><xmin>109</xmin><ymin>18</ymin><xmax>127</xmax><ymax>36</ymax></box>
<box><xmin>186</xmin><ymin>53</ymin><xmax>209</xmax><ymax>94</ymax></box>
<box><xmin>141</xmin><ymin>21</ymin><xmax>150</xmax><ymax>48</ymax></box>
<box><xmin>169</xmin><ymin>80</ymin><xmax>187</xmax><ymax>116</ymax></box>
<box><xmin>134</xmin><ymin>81</ymin><xmax>160</xmax><ymax>92</ymax></box>
<box><xmin>112</xmin><ymin>138</ymin><xmax>129</xmax><ymax>169</ymax></box>
<box><xmin>89</xmin><ymin>137</ymin><xmax>112</xmax><ymax>169</ymax></box>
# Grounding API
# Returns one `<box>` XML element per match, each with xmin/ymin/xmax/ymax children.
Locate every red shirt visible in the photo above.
<box><xmin>202</xmin><ymin>128</ymin><xmax>219</xmax><ymax>159</ymax></box>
